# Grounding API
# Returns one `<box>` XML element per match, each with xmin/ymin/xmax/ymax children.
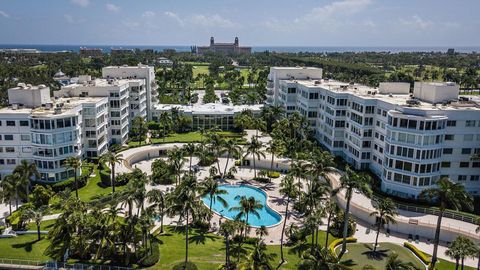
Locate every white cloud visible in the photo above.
<box><xmin>64</xmin><ymin>14</ymin><xmax>85</xmax><ymax>24</ymax></box>
<box><xmin>0</xmin><ymin>10</ymin><xmax>10</xmax><ymax>18</ymax></box>
<box><xmin>71</xmin><ymin>0</ymin><xmax>89</xmax><ymax>8</ymax></box>
<box><xmin>164</xmin><ymin>11</ymin><xmax>185</xmax><ymax>26</ymax></box>
<box><xmin>399</xmin><ymin>15</ymin><xmax>434</xmax><ymax>30</ymax></box>
<box><xmin>190</xmin><ymin>14</ymin><xmax>236</xmax><ymax>28</ymax></box>
<box><xmin>264</xmin><ymin>0</ymin><xmax>372</xmax><ymax>32</ymax></box>
<box><xmin>106</xmin><ymin>3</ymin><xmax>120</xmax><ymax>12</ymax></box>
<box><xmin>142</xmin><ymin>11</ymin><xmax>156</xmax><ymax>18</ymax></box>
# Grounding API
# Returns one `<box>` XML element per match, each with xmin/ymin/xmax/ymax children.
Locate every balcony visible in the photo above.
<box><xmin>266</xmin><ymin>90</ymin><xmax>274</xmax><ymax>96</ymax></box>
<box><xmin>267</xmin><ymin>81</ymin><xmax>274</xmax><ymax>88</ymax></box>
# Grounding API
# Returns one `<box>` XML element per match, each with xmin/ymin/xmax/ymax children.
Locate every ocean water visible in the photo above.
<box><xmin>0</xmin><ymin>44</ymin><xmax>479</xmax><ymax>54</ymax></box>
<box><xmin>202</xmin><ymin>184</ymin><xmax>282</xmax><ymax>227</ymax></box>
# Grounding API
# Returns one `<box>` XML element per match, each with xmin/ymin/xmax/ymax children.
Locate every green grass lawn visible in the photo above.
<box><xmin>135</xmin><ymin>131</ymin><xmax>242</xmax><ymax>146</ymax></box>
<box><xmin>0</xmin><ymin>234</ymin><xmax>50</xmax><ymax>262</ymax></box>
<box><xmin>76</xmin><ymin>165</ymin><xmax>125</xmax><ymax>201</ymax></box>
<box><xmin>338</xmin><ymin>243</ymin><xmax>424</xmax><ymax>270</ymax></box>
<box><xmin>150</xmin><ymin>226</ymin><xmax>337</xmax><ymax>270</ymax></box>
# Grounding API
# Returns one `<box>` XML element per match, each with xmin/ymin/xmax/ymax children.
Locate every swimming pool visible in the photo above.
<box><xmin>202</xmin><ymin>184</ymin><xmax>282</xmax><ymax>227</ymax></box>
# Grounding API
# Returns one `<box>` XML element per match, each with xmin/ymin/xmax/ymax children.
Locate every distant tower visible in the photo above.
<box><xmin>234</xmin><ymin>37</ymin><xmax>239</xmax><ymax>46</ymax></box>
<box><xmin>210</xmin><ymin>37</ymin><xmax>215</xmax><ymax>46</ymax></box>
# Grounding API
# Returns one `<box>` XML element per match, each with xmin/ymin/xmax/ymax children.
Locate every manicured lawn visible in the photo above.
<box><xmin>150</xmin><ymin>226</ymin><xmax>337</xmax><ymax>270</ymax></box>
<box><xmin>26</xmin><ymin>219</ymin><xmax>56</xmax><ymax>231</ymax></box>
<box><xmin>338</xmin><ymin>242</ymin><xmax>424</xmax><ymax>270</ymax></box>
<box><xmin>76</xmin><ymin>165</ymin><xmax>125</xmax><ymax>201</ymax></box>
<box><xmin>147</xmin><ymin>131</ymin><xmax>242</xmax><ymax>145</ymax></box>
<box><xmin>0</xmin><ymin>233</ymin><xmax>50</xmax><ymax>261</ymax></box>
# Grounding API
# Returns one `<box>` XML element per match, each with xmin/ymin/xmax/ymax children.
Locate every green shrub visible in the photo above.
<box><xmin>0</xmin><ymin>225</ymin><xmax>5</xmax><ymax>234</ymax></box>
<box><xmin>404</xmin><ymin>242</ymin><xmax>431</xmax><ymax>265</ymax></box>
<box><xmin>328</xmin><ymin>237</ymin><xmax>357</xmax><ymax>254</ymax></box>
<box><xmin>100</xmin><ymin>169</ymin><xmax>112</xmax><ymax>186</ymax></box>
<box><xmin>267</xmin><ymin>171</ymin><xmax>280</xmax><ymax>178</ymax></box>
<box><xmin>234</xmin><ymin>160</ymin><xmax>241</xmax><ymax>166</ymax></box>
<box><xmin>330</xmin><ymin>211</ymin><xmax>356</xmax><ymax>238</ymax></box>
<box><xmin>138</xmin><ymin>239</ymin><xmax>160</xmax><ymax>267</ymax></box>
<box><xmin>253</xmin><ymin>177</ymin><xmax>271</xmax><ymax>183</ymax></box>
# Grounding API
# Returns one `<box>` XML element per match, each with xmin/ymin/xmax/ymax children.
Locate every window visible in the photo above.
<box><xmin>464</xmin><ymin>134</ymin><xmax>474</xmax><ymax>141</ymax></box>
<box><xmin>461</xmin><ymin>148</ymin><xmax>472</xmax><ymax>155</ymax></box>
<box><xmin>4</xmin><ymin>135</ymin><xmax>13</xmax><ymax>140</ymax></box>
<box><xmin>6</xmin><ymin>159</ymin><xmax>16</xmax><ymax>165</ymax></box>
<box><xmin>20</xmin><ymin>134</ymin><xmax>30</xmax><ymax>141</ymax></box>
<box><xmin>441</xmin><ymin>162</ymin><xmax>451</xmax><ymax>168</ymax></box>
<box><xmin>443</xmin><ymin>148</ymin><xmax>453</xmax><ymax>154</ymax></box>
<box><xmin>445</xmin><ymin>134</ymin><xmax>454</xmax><ymax>141</ymax></box>
<box><xmin>471</xmin><ymin>175</ymin><xmax>480</xmax><ymax>181</ymax></box>
<box><xmin>458</xmin><ymin>175</ymin><xmax>467</xmax><ymax>181</ymax></box>
<box><xmin>19</xmin><ymin>120</ymin><xmax>29</xmax><ymax>126</ymax></box>
<box><xmin>465</xmin><ymin>120</ymin><xmax>476</xmax><ymax>127</ymax></box>
<box><xmin>5</xmin><ymin>147</ymin><xmax>15</xmax><ymax>153</ymax></box>
<box><xmin>460</xmin><ymin>162</ymin><xmax>469</xmax><ymax>168</ymax></box>
<box><xmin>446</xmin><ymin>120</ymin><xmax>456</xmax><ymax>127</ymax></box>
<box><xmin>6</xmin><ymin>121</ymin><xmax>15</xmax><ymax>126</ymax></box>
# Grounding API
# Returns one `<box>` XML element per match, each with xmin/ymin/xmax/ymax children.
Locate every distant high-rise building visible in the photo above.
<box><xmin>197</xmin><ymin>37</ymin><xmax>251</xmax><ymax>55</ymax></box>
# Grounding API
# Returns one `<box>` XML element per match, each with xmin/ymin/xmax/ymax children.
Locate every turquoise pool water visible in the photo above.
<box><xmin>202</xmin><ymin>184</ymin><xmax>282</xmax><ymax>227</ymax></box>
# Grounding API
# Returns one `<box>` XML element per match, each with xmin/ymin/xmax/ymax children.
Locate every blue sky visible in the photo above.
<box><xmin>0</xmin><ymin>0</ymin><xmax>478</xmax><ymax>46</ymax></box>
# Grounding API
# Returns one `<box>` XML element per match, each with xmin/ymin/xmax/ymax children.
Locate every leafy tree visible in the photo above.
<box><xmin>420</xmin><ymin>177</ymin><xmax>473</xmax><ymax>268</ymax></box>
<box><xmin>370</xmin><ymin>197</ymin><xmax>397</xmax><ymax>252</ymax></box>
<box><xmin>299</xmin><ymin>246</ymin><xmax>350</xmax><ymax>270</ymax></box>
<box><xmin>240</xmin><ymin>242</ymin><xmax>276</xmax><ymax>270</ymax></box>
<box><xmin>4</xmin><ymin>172</ymin><xmax>25</xmax><ymax>210</ymax></box>
<box><xmin>129</xmin><ymin>116</ymin><xmax>148</xmax><ymax>143</ymax></box>
<box><xmin>147</xmin><ymin>189</ymin><xmax>167</xmax><ymax>233</ymax></box>
<box><xmin>150</xmin><ymin>159</ymin><xmax>175</xmax><ymax>185</ymax></box>
<box><xmin>30</xmin><ymin>185</ymin><xmax>54</xmax><ymax>208</ymax></box>
<box><xmin>24</xmin><ymin>205</ymin><xmax>48</xmax><ymax>241</ymax></box>
<box><xmin>167</xmin><ymin>147</ymin><xmax>186</xmax><ymax>186</ymax></box>
<box><xmin>385</xmin><ymin>253</ymin><xmax>416</xmax><ymax>270</ymax></box>
<box><xmin>198</xmin><ymin>177</ymin><xmax>228</xmax><ymax>218</ymax></box>
<box><xmin>222</xmin><ymin>139</ymin><xmax>242</xmax><ymax>177</ymax></box>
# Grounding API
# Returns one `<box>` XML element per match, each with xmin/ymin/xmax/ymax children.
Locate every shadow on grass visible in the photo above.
<box><xmin>11</xmin><ymin>238</ymin><xmax>41</xmax><ymax>252</ymax></box>
<box><xmin>188</xmin><ymin>232</ymin><xmax>218</xmax><ymax>245</ymax></box>
<box><xmin>360</xmin><ymin>243</ymin><xmax>389</xmax><ymax>261</ymax></box>
<box><xmin>172</xmin><ymin>261</ymin><xmax>198</xmax><ymax>270</ymax></box>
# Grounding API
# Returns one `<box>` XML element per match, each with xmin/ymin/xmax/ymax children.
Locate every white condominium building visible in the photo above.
<box><xmin>268</xmin><ymin>67</ymin><xmax>480</xmax><ymax>198</ymax></box>
<box><xmin>55</xmin><ymin>75</ymin><xmax>146</xmax><ymax>145</ymax></box>
<box><xmin>0</xmin><ymin>84</ymin><xmax>109</xmax><ymax>182</ymax></box>
<box><xmin>102</xmin><ymin>64</ymin><xmax>158</xmax><ymax>120</ymax></box>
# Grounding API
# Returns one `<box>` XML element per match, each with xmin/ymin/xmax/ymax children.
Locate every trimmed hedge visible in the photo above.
<box><xmin>51</xmin><ymin>165</ymin><xmax>93</xmax><ymax>192</ymax></box>
<box><xmin>404</xmin><ymin>242</ymin><xmax>431</xmax><ymax>266</ymax></box>
<box><xmin>267</xmin><ymin>171</ymin><xmax>280</xmax><ymax>178</ymax></box>
<box><xmin>328</xmin><ymin>237</ymin><xmax>357</xmax><ymax>254</ymax></box>
<box><xmin>138</xmin><ymin>239</ymin><xmax>160</xmax><ymax>267</ymax></box>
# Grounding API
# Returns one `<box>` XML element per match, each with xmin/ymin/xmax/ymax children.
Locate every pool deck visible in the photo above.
<box><xmin>108</xmin><ymin>129</ymin><xmax>479</xmax><ymax>267</ymax></box>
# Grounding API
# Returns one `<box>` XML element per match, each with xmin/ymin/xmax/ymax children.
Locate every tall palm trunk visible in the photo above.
<box><xmin>185</xmin><ymin>210</ymin><xmax>189</xmax><ymax>266</ymax></box>
<box><xmin>159</xmin><ymin>206</ymin><xmax>164</xmax><ymax>233</ymax></box>
<box><xmin>431</xmin><ymin>210</ymin><xmax>444</xmax><ymax>267</ymax></box>
<box><xmin>325</xmin><ymin>213</ymin><xmax>332</xmax><ymax>248</ymax></box>
<box><xmin>15</xmin><ymin>190</ymin><xmax>19</xmax><ymax>209</ymax></box>
<box><xmin>189</xmin><ymin>155</ymin><xmax>193</xmax><ymax>172</ymax></box>
<box><xmin>373</xmin><ymin>215</ymin><xmax>382</xmax><ymax>252</ymax></box>
<box><xmin>9</xmin><ymin>202</ymin><xmax>12</xmax><ymax>215</ymax></box>
<box><xmin>74</xmin><ymin>174</ymin><xmax>79</xmax><ymax>198</ymax></box>
<box><xmin>280</xmin><ymin>197</ymin><xmax>290</xmax><ymax>263</ymax></box>
<box><xmin>36</xmin><ymin>223</ymin><xmax>41</xmax><ymax>241</ymax></box>
<box><xmin>111</xmin><ymin>163</ymin><xmax>116</xmax><ymax>193</ymax></box>
<box><xmin>223</xmin><ymin>152</ymin><xmax>231</xmax><ymax>178</ymax></box>
<box><xmin>270</xmin><ymin>151</ymin><xmax>274</xmax><ymax>172</ymax></box>
<box><xmin>476</xmin><ymin>251</ymin><xmax>479</xmax><ymax>270</ymax></box>
<box><xmin>244</xmin><ymin>212</ymin><xmax>250</xmax><ymax>238</ymax></box>
<box><xmin>253</xmin><ymin>156</ymin><xmax>257</xmax><ymax>179</ymax></box>
<box><xmin>455</xmin><ymin>258</ymin><xmax>460</xmax><ymax>270</ymax></box>
<box><xmin>340</xmin><ymin>191</ymin><xmax>352</xmax><ymax>257</ymax></box>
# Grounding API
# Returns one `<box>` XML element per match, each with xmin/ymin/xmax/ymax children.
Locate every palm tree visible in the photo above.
<box><xmin>147</xmin><ymin>189</ymin><xmax>167</xmax><ymax>233</ymax></box>
<box><xmin>446</xmin><ymin>236</ymin><xmax>478</xmax><ymax>270</ymax></box>
<box><xmin>265</xmin><ymin>139</ymin><xmax>285</xmax><ymax>173</ymax></box>
<box><xmin>334</xmin><ymin>166</ymin><xmax>372</xmax><ymax>258</ymax></box>
<box><xmin>279</xmin><ymin>174</ymin><xmax>300</xmax><ymax>263</ymax></box>
<box><xmin>370</xmin><ymin>197</ymin><xmax>397</xmax><ymax>252</ymax></box>
<box><xmin>182</xmin><ymin>143</ymin><xmax>196</xmax><ymax>172</ymax></box>
<box><xmin>241</xmin><ymin>242</ymin><xmax>275</xmax><ymax>270</ymax></box>
<box><xmin>324</xmin><ymin>199</ymin><xmax>339</xmax><ymax>249</ymax></box>
<box><xmin>230</xmin><ymin>195</ymin><xmax>264</xmax><ymax>238</ymax></box>
<box><xmin>198</xmin><ymin>177</ymin><xmax>228</xmax><ymax>217</ymax></box>
<box><xmin>24</xmin><ymin>206</ymin><xmax>48</xmax><ymax>241</ymax></box>
<box><xmin>158</xmin><ymin>111</ymin><xmax>172</xmax><ymax>142</ymax></box>
<box><xmin>167</xmin><ymin>147</ymin><xmax>186</xmax><ymax>186</ymax></box>
<box><xmin>100</xmin><ymin>151</ymin><xmax>124</xmax><ymax>193</ymax></box>
<box><xmin>219</xmin><ymin>219</ymin><xmax>239</xmax><ymax>270</ymax></box>
<box><xmin>0</xmin><ymin>177</ymin><xmax>15</xmax><ymax>214</ymax></box>
<box><xmin>255</xmin><ymin>225</ymin><xmax>269</xmax><ymax>243</ymax></box>
<box><xmin>244</xmin><ymin>136</ymin><xmax>265</xmax><ymax>179</ymax></box>
<box><xmin>222</xmin><ymin>139</ymin><xmax>241</xmax><ymax>177</ymax></box>
<box><xmin>64</xmin><ymin>156</ymin><xmax>82</xmax><ymax>198</ymax></box>
<box><xmin>4</xmin><ymin>173</ymin><xmax>24</xmax><ymax>209</ymax></box>
<box><xmin>420</xmin><ymin>177</ymin><xmax>473</xmax><ymax>268</ymax></box>
<box><xmin>13</xmin><ymin>160</ymin><xmax>40</xmax><ymax>200</ymax></box>
<box><xmin>298</xmin><ymin>246</ymin><xmax>350</xmax><ymax>270</ymax></box>
<box><xmin>385</xmin><ymin>253</ymin><xmax>416</xmax><ymax>270</ymax></box>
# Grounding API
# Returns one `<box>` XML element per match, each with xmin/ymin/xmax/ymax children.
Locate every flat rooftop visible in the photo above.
<box><xmin>62</xmin><ymin>78</ymin><xmax>143</xmax><ymax>89</ymax></box>
<box><xmin>282</xmin><ymin>79</ymin><xmax>480</xmax><ymax>111</ymax></box>
<box><xmin>0</xmin><ymin>96</ymin><xmax>107</xmax><ymax>117</ymax></box>
<box><xmin>154</xmin><ymin>103</ymin><xmax>263</xmax><ymax>115</ymax></box>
